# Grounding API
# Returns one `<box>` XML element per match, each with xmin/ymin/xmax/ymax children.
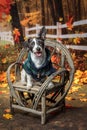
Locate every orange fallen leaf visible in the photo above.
<box><xmin>4</xmin><ymin>44</ymin><xmax>10</xmax><ymax>49</ymax></box>
<box><xmin>79</xmin><ymin>93</ymin><xmax>86</xmax><ymax>97</ymax></box>
<box><xmin>80</xmin><ymin>98</ymin><xmax>87</xmax><ymax>102</ymax></box>
<box><xmin>66</xmin><ymin>96</ymin><xmax>72</xmax><ymax>101</ymax></box>
<box><xmin>84</xmin><ymin>53</ymin><xmax>87</xmax><ymax>58</ymax></box>
<box><xmin>1</xmin><ymin>58</ymin><xmax>7</xmax><ymax>63</ymax></box>
<box><xmin>0</xmin><ymin>90</ymin><xmax>7</xmax><ymax>94</ymax></box>
<box><xmin>4</xmin><ymin>108</ymin><xmax>10</xmax><ymax>113</ymax></box>
<box><xmin>0</xmin><ymin>91</ymin><xmax>2</xmax><ymax>94</ymax></box>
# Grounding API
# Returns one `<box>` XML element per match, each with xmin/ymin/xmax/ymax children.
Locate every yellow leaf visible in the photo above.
<box><xmin>5</xmin><ymin>15</ymin><xmax>12</xmax><ymax>22</ymax></box>
<box><xmin>1</xmin><ymin>83</ymin><xmax>8</xmax><ymax>88</ymax></box>
<box><xmin>59</xmin><ymin>17</ymin><xmax>63</xmax><ymax>22</ymax></box>
<box><xmin>1</xmin><ymin>90</ymin><xmax>7</xmax><ymax>93</ymax></box>
<box><xmin>3</xmin><ymin>113</ymin><xmax>13</xmax><ymax>119</ymax></box>
<box><xmin>73</xmin><ymin>37</ymin><xmax>81</xmax><ymax>44</ymax></box>
<box><xmin>73</xmin><ymin>78</ymin><xmax>79</xmax><ymax>84</ymax></box>
<box><xmin>84</xmin><ymin>53</ymin><xmax>87</xmax><ymax>57</ymax></box>
<box><xmin>71</xmin><ymin>53</ymin><xmax>76</xmax><ymax>59</ymax></box>
<box><xmin>70</xmin><ymin>86</ymin><xmax>81</xmax><ymax>93</ymax></box>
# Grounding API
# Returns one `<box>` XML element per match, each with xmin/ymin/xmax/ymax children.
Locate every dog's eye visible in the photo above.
<box><xmin>30</xmin><ymin>42</ymin><xmax>35</xmax><ymax>47</ymax></box>
<box><xmin>39</xmin><ymin>42</ymin><xmax>42</xmax><ymax>46</ymax></box>
<box><xmin>39</xmin><ymin>41</ymin><xmax>44</xmax><ymax>46</ymax></box>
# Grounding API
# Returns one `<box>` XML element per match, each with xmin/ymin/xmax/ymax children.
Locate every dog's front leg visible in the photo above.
<box><xmin>27</xmin><ymin>74</ymin><xmax>33</xmax><ymax>90</ymax></box>
<box><xmin>21</xmin><ymin>69</ymin><xmax>26</xmax><ymax>84</ymax></box>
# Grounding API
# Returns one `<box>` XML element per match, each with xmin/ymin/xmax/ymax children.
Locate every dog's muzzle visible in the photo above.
<box><xmin>34</xmin><ymin>47</ymin><xmax>42</xmax><ymax>57</ymax></box>
<box><xmin>34</xmin><ymin>51</ymin><xmax>42</xmax><ymax>57</ymax></box>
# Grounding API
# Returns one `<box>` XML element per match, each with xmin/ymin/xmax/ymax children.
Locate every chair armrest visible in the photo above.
<box><xmin>7</xmin><ymin>62</ymin><xmax>24</xmax><ymax>106</ymax></box>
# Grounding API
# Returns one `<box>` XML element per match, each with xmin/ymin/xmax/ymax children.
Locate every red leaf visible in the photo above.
<box><xmin>66</xmin><ymin>15</ymin><xmax>74</xmax><ymax>30</ymax></box>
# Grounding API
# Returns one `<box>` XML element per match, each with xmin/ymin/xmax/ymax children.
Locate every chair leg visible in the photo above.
<box><xmin>41</xmin><ymin>93</ymin><xmax>46</xmax><ymax>125</ymax></box>
<box><xmin>10</xmin><ymin>96</ymin><xmax>14</xmax><ymax>114</ymax></box>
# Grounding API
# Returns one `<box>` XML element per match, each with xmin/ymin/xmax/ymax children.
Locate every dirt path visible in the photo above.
<box><xmin>0</xmin><ymin>84</ymin><xmax>87</xmax><ymax>130</ymax></box>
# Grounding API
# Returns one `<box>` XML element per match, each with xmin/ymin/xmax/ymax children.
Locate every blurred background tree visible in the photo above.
<box><xmin>0</xmin><ymin>0</ymin><xmax>87</xmax><ymax>43</ymax></box>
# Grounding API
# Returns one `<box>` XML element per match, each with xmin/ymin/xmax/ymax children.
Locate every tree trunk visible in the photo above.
<box><xmin>41</xmin><ymin>0</ymin><xmax>45</xmax><ymax>25</ymax></box>
<box><xmin>48</xmin><ymin>0</ymin><xmax>56</xmax><ymax>25</ymax></box>
<box><xmin>54</xmin><ymin>0</ymin><xmax>64</xmax><ymax>23</ymax></box>
<box><xmin>10</xmin><ymin>1</ymin><xmax>24</xmax><ymax>44</ymax></box>
<box><xmin>77</xmin><ymin>0</ymin><xmax>81</xmax><ymax>20</ymax></box>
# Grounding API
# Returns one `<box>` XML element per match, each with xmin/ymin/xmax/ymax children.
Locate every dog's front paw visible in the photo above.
<box><xmin>27</xmin><ymin>82</ymin><xmax>33</xmax><ymax>90</ymax></box>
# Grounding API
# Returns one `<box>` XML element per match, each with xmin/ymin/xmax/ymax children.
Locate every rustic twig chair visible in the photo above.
<box><xmin>7</xmin><ymin>39</ymin><xmax>75</xmax><ymax>124</ymax></box>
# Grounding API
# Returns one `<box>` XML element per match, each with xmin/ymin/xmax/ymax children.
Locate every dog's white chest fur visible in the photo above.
<box><xmin>30</xmin><ymin>51</ymin><xmax>46</xmax><ymax>68</ymax></box>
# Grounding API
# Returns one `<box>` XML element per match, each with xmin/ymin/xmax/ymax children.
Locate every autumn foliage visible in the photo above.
<box><xmin>20</xmin><ymin>11</ymin><xmax>41</xmax><ymax>26</ymax></box>
<box><xmin>13</xmin><ymin>28</ymin><xmax>21</xmax><ymax>43</ymax></box>
<box><xmin>66</xmin><ymin>15</ymin><xmax>74</xmax><ymax>31</ymax></box>
<box><xmin>0</xmin><ymin>0</ymin><xmax>12</xmax><ymax>21</ymax></box>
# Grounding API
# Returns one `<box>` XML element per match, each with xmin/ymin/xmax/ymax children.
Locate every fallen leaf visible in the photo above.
<box><xmin>65</xmin><ymin>105</ymin><xmax>73</xmax><ymax>108</ymax></box>
<box><xmin>1</xmin><ymin>83</ymin><xmax>8</xmax><ymax>88</ymax></box>
<box><xmin>70</xmin><ymin>86</ymin><xmax>81</xmax><ymax>93</ymax></box>
<box><xmin>3</xmin><ymin>113</ymin><xmax>13</xmax><ymax>119</ymax></box>
<box><xmin>66</xmin><ymin>96</ymin><xmax>72</xmax><ymax>101</ymax></box>
<box><xmin>1</xmin><ymin>58</ymin><xmax>7</xmax><ymax>63</ymax></box>
<box><xmin>73</xmin><ymin>37</ymin><xmax>81</xmax><ymax>44</ymax></box>
<box><xmin>4</xmin><ymin>108</ymin><xmax>10</xmax><ymax>113</ymax></box>
<box><xmin>84</xmin><ymin>53</ymin><xmax>87</xmax><ymax>58</ymax></box>
<box><xmin>0</xmin><ymin>91</ymin><xmax>2</xmax><ymax>94</ymax></box>
<box><xmin>79</xmin><ymin>93</ymin><xmax>86</xmax><ymax>97</ymax></box>
<box><xmin>80</xmin><ymin>98</ymin><xmax>87</xmax><ymax>102</ymax></box>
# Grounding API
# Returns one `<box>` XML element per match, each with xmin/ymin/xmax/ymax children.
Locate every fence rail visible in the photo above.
<box><xmin>25</xmin><ymin>19</ymin><xmax>87</xmax><ymax>51</ymax></box>
<box><xmin>0</xmin><ymin>31</ymin><xmax>14</xmax><ymax>45</ymax></box>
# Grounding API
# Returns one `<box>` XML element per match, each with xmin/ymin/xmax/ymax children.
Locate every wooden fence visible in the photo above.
<box><xmin>25</xmin><ymin>19</ymin><xmax>87</xmax><ymax>51</ymax></box>
<box><xmin>0</xmin><ymin>31</ymin><xmax>14</xmax><ymax>45</ymax></box>
<box><xmin>0</xmin><ymin>19</ymin><xmax>87</xmax><ymax>50</ymax></box>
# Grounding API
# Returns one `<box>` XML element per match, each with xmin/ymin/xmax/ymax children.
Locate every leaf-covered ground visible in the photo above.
<box><xmin>0</xmin><ymin>44</ymin><xmax>87</xmax><ymax>129</ymax></box>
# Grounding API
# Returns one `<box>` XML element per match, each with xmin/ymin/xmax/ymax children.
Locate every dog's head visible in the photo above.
<box><xmin>24</xmin><ymin>26</ymin><xmax>47</xmax><ymax>57</ymax></box>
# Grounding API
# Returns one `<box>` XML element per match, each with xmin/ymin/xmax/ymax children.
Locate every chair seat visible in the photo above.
<box><xmin>13</xmin><ymin>81</ymin><xmax>41</xmax><ymax>94</ymax></box>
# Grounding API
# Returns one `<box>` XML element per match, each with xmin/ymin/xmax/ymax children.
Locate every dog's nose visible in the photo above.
<box><xmin>36</xmin><ymin>47</ymin><xmax>41</xmax><ymax>51</ymax></box>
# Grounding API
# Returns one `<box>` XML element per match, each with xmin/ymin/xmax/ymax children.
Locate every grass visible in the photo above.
<box><xmin>0</xmin><ymin>40</ymin><xmax>13</xmax><ymax>45</ymax></box>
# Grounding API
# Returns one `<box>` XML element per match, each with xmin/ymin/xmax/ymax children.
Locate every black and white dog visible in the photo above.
<box><xmin>21</xmin><ymin>27</ymin><xmax>56</xmax><ymax>90</ymax></box>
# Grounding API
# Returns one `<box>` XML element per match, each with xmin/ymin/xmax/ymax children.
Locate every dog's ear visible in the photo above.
<box><xmin>22</xmin><ymin>38</ymin><xmax>32</xmax><ymax>48</ymax></box>
<box><xmin>22</xmin><ymin>41</ymin><xmax>29</xmax><ymax>48</ymax></box>
<box><xmin>37</xmin><ymin>26</ymin><xmax>47</xmax><ymax>40</ymax></box>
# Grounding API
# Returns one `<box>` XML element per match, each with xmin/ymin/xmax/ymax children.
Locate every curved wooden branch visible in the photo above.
<box><xmin>7</xmin><ymin>62</ymin><xmax>24</xmax><ymax>106</ymax></box>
